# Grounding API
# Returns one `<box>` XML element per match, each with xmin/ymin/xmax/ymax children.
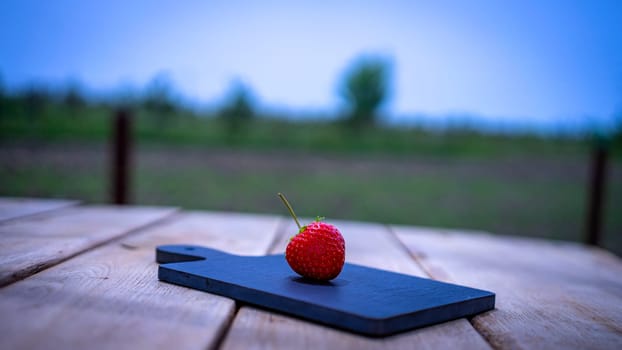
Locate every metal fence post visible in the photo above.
<box><xmin>110</xmin><ymin>108</ymin><xmax>133</xmax><ymax>205</ymax></box>
<box><xmin>585</xmin><ymin>142</ymin><xmax>609</xmax><ymax>246</ymax></box>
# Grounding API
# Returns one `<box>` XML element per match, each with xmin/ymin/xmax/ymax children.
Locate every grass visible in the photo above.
<box><xmin>1</xmin><ymin>142</ymin><xmax>620</xmax><ymax>256</ymax></box>
<box><xmin>0</xmin><ymin>102</ymin><xmax>602</xmax><ymax>158</ymax></box>
<box><xmin>1</xmin><ymin>105</ymin><xmax>620</xmax><ymax>255</ymax></box>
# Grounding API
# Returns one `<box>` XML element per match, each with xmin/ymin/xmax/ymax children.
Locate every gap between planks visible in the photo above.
<box><xmin>0</xmin><ymin>198</ymin><xmax>80</xmax><ymax>224</ymax></box>
<box><xmin>390</xmin><ymin>226</ymin><xmax>622</xmax><ymax>349</ymax></box>
<box><xmin>385</xmin><ymin>224</ymin><xmax>437</xmax><ymax>280</ymax></box>
<box><xmin>385</xmin><ymin>225</ymin><xmax>499</xmax><ymax>350</ymax></box>
<box><xmin>0</xmin><ymin>208</ymin><xmax>180</xmax><ymax>288</ymax></box>
<box><xmin>209</xmin><ymin>216</ymin><xmax>290</xmax><ymax>350</ymax></box>
<box><xmin>0</xmin><ymin>210</ymin><xmax>285</xmax><ymax>350</ymax></box>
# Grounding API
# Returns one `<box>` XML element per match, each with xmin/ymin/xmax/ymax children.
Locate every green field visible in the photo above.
<box><xmin>1</xmin><ymin>105</ymin><xmax>620</xmax><ymax>256</ymax></box>
<box><xmin>0</xmin><ymin>102</ymin><xmax>603</xmax><ymax>157</ymax></box>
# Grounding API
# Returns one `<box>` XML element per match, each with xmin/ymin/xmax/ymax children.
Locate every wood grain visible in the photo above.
<box><xmin>0</xmin><ymin>211</ymin><xmax>283</xmax><ymax>350</ymax></box>
<box><xmin>220</xmin><ymin>219</ymin><xmax>492</xmax><ymax>350</ymax></box>
<box><xmin>0</xmin><ymin>197</ymin><xmax>78</xmax><ymax>222</ymax></box>
<box><xmin>393</xmin><ymin>226</ymin><xmax>622</xmax><ymax>350</ymax></box>
<box><xmin>0</xmin><ymin>205</ymin><xmax>176</xmax><ymax>287</ymax></box>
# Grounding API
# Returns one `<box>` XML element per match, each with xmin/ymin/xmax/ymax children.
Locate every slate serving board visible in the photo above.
<box><xmin>156</xmin><ymin>244</ymin><xmax>495</xmax><ymax>336</ymax></box>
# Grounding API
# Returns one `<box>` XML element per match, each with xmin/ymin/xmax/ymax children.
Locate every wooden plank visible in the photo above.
<box><xmin>220</xmin><ymin>219</ymin><xmax>492</xmax><ymax>350</ymax></box>
<box><xmin>393</xmin><ymin>226</ymin><xmax>622</xmax><ymax>349</ymax></box>
<box><xmin>0</xmin><ymin>205</ymin><xmax>175</xmax><ymax>287</ymax></box>
<box><xmin>0</xmin><ymin>197</ymin><xmax>79</xmax><ymax>222</ymax></box>
<box><xmin>0</xmin><ymin>211</ymin><xmax>283</xmax><ymax>350</ymax></box>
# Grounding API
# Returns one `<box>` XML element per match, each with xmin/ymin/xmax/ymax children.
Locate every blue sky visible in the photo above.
<box><xmin>1</xmin><ymin>0</ymin><xmax>621</xmax><ymax>128</ymax></box>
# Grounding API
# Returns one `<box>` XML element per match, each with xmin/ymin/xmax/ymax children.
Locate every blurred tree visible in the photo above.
<box><xmin>340</xmin><ymin>56</ymin><xmax>391</xmax><ymax>129</ymax></box>
<box><xmin>144</xmin><ymin>73</ymin><xmax>177</xmax><ymax>127</ymax></box>
<box><xmin>219</xmin><ymin>82</ymin><xmax>255</xmax><ymax>143</ymax></box>
<box><xmin>0</xmin><ymin>75</ymin><xmax>5</xmax><ymax>119</ymax></box>
<box><xmin>114</xmin><ymin>84</ymin><xmax>141</xmax><ymax>111</ymax></box>
<box><xmin>22</xmin><ymin>85</ymin><xmax>49</xmax><ymax>120</ymax></box>
<box><xmin>63</xmin><ymin>83</ymin><xmax>86</xmax><ymax>118</ymax></box>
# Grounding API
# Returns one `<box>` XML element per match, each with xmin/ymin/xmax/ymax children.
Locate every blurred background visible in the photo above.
<box><xmin>0</xmin><ymin>1</ymin><xmax>620</xmax><ymax>254</ymax></box>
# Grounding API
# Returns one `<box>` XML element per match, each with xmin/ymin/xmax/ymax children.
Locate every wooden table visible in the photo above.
<box><xmin>0</xmin><ymin>197</ymin><xmax>620</xmax><ymax>349</ymax></box>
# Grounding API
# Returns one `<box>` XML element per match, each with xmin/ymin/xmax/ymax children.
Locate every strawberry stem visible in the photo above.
<box><xmin>277</xmin><ymin>193</ymin><xmax>302</xmax><ymax>230</ymax></box>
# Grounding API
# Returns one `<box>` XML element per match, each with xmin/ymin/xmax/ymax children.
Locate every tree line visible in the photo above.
<box><xmin>0</xmin><ymin>55</ymin><xmax>391</xmax><ymax>136</ymax></box>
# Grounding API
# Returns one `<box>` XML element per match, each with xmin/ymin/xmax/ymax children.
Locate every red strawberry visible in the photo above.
<box><xmin>278</xmin><ymin>193</ymin><xmax>346</xmax><ymax>281</ymax></box>
<box><xmin>286</xmin><ymin>220</ymin><xmax>345</xmax><ymax>280</ymax></box>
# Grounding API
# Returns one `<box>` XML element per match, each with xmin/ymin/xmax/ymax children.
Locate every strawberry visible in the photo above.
<box><xmin>278</xmin><ymin>194</ymin><xmax>346</xmax><ymax>281</ymax></box>
<box><xmin>286</xmin><ymin>219</ymin><xmax>346</xmax><ymax>280</ymax></box>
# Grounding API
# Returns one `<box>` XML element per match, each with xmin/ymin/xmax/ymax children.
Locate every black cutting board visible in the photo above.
<box><xmin>156</xmin><ymin>245</ymin><xmax>495</xmax><ymax>336</ymax></box>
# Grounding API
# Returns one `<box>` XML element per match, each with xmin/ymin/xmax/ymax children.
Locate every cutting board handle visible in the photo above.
<box><xmin>156</xmin><ymin>245</ymin><xmax>231</xmax><ymax>264</ymax></box>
